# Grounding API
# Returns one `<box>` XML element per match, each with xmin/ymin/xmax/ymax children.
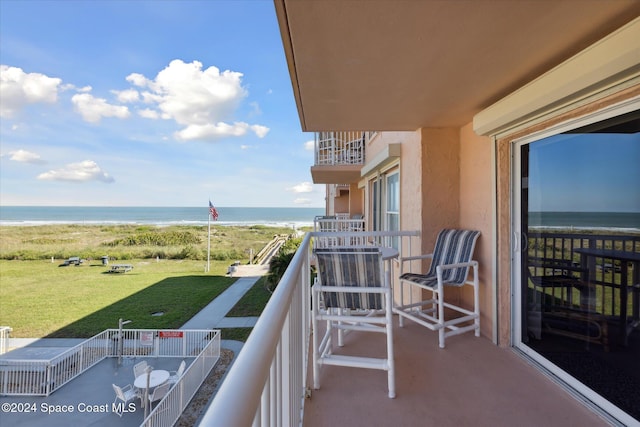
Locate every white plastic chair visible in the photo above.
<box><xmin>395</xmin><ymin>229</ymin><xmax>481</xmax><ymax>348</ymax></box>
<box><xmin>148</xmin><ymin>382</ymin><xmax>170</xmax><ymax>408</ymax></box>
<box><xmin>133</xmin><ymin>360</ymin><xmax>148</xmax><ymax>378</ymax></box>
<box><xmin>312</xmin><ymin>248</ymin><xmax>395</xmax><ymax>398</ymax></box>
<box><xmin>167</xmin><ymin>360</ymin><xmax>186</xmax><ymax>384</ymax></box>
<box><xmin>112</xmin><ymin>383</ymin><xmax>138</xmax><ymax>417</ymax></box>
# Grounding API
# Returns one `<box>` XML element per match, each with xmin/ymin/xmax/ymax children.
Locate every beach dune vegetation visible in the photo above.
<box><xmin>0</xmin><ymin>224</ymin><xmax>294</xmax><ymax>262</ymax></box>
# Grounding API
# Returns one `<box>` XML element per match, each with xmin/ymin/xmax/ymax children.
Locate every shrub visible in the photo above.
<box><xmin>265</xmin><ymin>237</ymin><xmax>302</xmax><ymax>292</ymax></box>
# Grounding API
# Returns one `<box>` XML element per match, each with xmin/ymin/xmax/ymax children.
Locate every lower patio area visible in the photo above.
<box><xmin>0</xmin><ymin>355</ymin><xmax>191</xmax><ymax>427</ymax></box>
<box><xmin>304</xmin><ymin>317</ymin><xmax>612</xmax><ymax>427</ymax></box>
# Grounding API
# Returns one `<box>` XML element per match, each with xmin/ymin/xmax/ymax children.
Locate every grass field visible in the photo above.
<box><xmin>0</xmin><ymin>259</ymin><xmax>240</xmax><ymax>338</ymax></box>
<box><xmin>0</xmin><ymin>225</ymin><xmax>283</xmax><ymax>340</ymax></box>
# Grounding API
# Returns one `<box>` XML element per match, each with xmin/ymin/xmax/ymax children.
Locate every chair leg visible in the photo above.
<box><xmin>437</xmin><ymin>283</ymin><xmax>446</xmax><ymax>349</ymax></box>
<box><xmin>312</xmin><ymin>290</ymin><xmax>321</xmax><ymax>390</ymax></box>
<box><xmin>337</xmin><ymin>308</ymin><xmax>345</xmax><ymax>347</ymax></box>
<box><xmin>473</xmin><ymin>266</ymin><xmax>480</xmax><ymax>337</ymax></box>
<box><xmin>398</xmin><ymin>281</ymin><xmax>405</xmax><ymax>328</ymax></box>
<box><xmin>113</xmin><ymin>397</ymin><xmax>123</xmax><ymax>417</ymax></box>
<box><xmin>385</xmin><ymin>298</ymin><xmax>396</xmax><ymax>399</ymax></box>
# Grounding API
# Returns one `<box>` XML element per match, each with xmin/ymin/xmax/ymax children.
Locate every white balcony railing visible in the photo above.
<box><xmin>314</xmin><ymin>131</ymin><xmax>374</xmax><ymax>166</ymax></box>
<box><xmin>314</xmin><ymin>216</ymin><xmax>366</xmax><ymax>247</ymax></box>
<box><xmin>200</xmin><ymin>230</ymin><xmax>420</xmax><ymax>427</ymax></box>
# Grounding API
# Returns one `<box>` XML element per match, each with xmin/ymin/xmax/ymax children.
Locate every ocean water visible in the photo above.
<box><xmin>2</xmin><ymin>207</ymin><xmax>637</xmax><ymax>231</ymax></box>
<box><xmin>0</xmin><ymin>206</ymin><xmax>325</xmax><ymax>228</ymax></box>
<box><xmin>528</xmin><ymin>211</ymin><xmax>640</xmax><ymax>231</ymax></box>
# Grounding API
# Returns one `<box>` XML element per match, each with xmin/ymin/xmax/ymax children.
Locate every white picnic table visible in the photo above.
<box><xmin>108</xmin><ymin>264</ymin><xmax>133</xmax><ymax>273</ymax></box>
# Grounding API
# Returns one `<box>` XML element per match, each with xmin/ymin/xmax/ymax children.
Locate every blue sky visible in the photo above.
<box><xmin>528</xmin><ymin>132</ymin><xmax>640</xmax><ymax>213</ymax></box>
<box><xmin>0</xmin><ymin>0</ymin><xmax>323</xmax><ymax>207</ymax></box>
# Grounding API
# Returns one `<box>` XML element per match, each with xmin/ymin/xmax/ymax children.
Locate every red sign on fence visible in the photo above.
<box><xmin>159</xmin><ymin>331</ymin><xmax>184</xmax><ymax>338</ymax></box>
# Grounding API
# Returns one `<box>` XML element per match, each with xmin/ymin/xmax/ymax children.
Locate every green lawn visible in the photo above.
<box><xmin>0</xmin><ymin>259</ymin><xmax>237</xmax><ymax>338</ymax></box>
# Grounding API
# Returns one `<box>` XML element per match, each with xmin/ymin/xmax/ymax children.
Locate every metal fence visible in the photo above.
<box><xmin>313</xmin><ymin>217</ymin><xmax>367</xmax><ymax>248</ymax></box>
<box><xmin>527</xmin><ymin>230</ymin><xmax>640</xmax><ymax>316</ymax></box>
<box><xmin>0</xmin><ymin>329</ymin><xmax>218</xmax><ymax>397</ymax></box>
<box><xmin>314</xmin><ymin>131</ymin><xmax>373</xmax><ymax>166</ymax></box>
<box><xmin>141</xmin><ymin>330</ymin><xmax>220</xmax><ymax>427</ymax></box>
<box><xmin>0</xmin><ymin>329</ymin><xmax>111</xmax><ymax>396</ymax></box>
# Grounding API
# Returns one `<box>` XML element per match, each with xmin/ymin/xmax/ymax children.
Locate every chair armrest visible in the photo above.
<box><xmin>315</xmin><ymin>285</ymin><xmax>390</xmax><ymax>294</ymax></box>
<box><xmin>399</xmin><ymin>254</ymin><xmax>435</xmax><ymax>275</ymax></box>
<box><xmin>436</xmin><ymin>260</ymin><xmax>478</xmax><ymax>271</ymax></box>
<box><xmin>399</xmin><ymin>254</ymin><xmax>434</xmax><ymax>262</ymax></box>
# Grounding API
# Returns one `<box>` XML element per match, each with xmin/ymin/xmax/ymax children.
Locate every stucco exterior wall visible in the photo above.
<box><xmin>420</xmin><ymin>128</ymin><xmax>460</xmax><ymax>249</ymax></box>
<box><xmin>459</xmin><ymin>123</ymin><xmax>493</xmax><ymax>340</ymax></box>
<box><xmin>334</xmin><ymin>193</ymin><xmax>350</xmax><ymax>214</ymax></box>
<box><xmin>349</xmin><ymin>183</ymin><xmax>363</xmax><ymax>216</ymax></box>
<box><xmin>397</xmin><ymin>131</ymin><xmax>422</xmax><ymax>233</ymax></box>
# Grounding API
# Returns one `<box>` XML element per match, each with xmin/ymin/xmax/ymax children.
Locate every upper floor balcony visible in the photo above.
<box><xmin>311</xmin><ymin>131</ymin><xmax>375</xmax><ymax>184</ymax></box>
<box><xmin>202</xmin><ymin>229</ymin><xmax>633</xmax><ymax>426</ymax></box>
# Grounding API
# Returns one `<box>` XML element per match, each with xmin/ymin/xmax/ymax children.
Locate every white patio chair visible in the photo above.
<box><xmin>133</xmin><ymin>360</ymin><xmax>148</xmax><ymax>378</ymax></box>
<box><xmin>112</xmin><ymin>383</ymin><xmax>138</xmax><ymax>417</ymax></box>
<box><xmin>148</xmin><ymin>382</ymin><xmax>171</xmax><ymax>409</ymax></box>
<box><xmin>167</xmin><ymin>360</ymin><xmax>186</xmax><ymax>384</ymax></box>
<box><xmin>395</xmin><ymin>229</ymin><xmax>481</xmax><ymax>348</ymax></box>
<box><xmin>312</xmin><ymin>248</ymin><xmax>395</xmax><ymax>398</ymax></box>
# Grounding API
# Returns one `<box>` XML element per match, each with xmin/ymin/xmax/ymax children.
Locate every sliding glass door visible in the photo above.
<box><xmin>514</xmin><ymin>107</ymin><xmax>640</xmax><ymax>424</ymax></box>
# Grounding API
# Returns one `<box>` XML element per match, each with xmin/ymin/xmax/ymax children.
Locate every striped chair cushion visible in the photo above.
<box><xmin>315</xmin><ymin>248</ymin><xmax>384</xmax><ymax>310</ymax></box>
<box><xmin>400</xmin><ymin>229</ymin><xmax>480</xmax><ymax>288</ymax></box>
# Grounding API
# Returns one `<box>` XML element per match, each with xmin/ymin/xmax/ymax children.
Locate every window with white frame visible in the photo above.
<box><xmin>386</xmin><ymin>172</ymin><xmax>400</xmax><ymax>248</ymax></box>
<box><xmin>369</xmin><ymin>169</ymin><xmax>400</xmax><ymax>248</ymax></box>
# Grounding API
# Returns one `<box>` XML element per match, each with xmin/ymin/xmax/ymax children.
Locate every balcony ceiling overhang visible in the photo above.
<box><xmin>311</xmin><ymin>164</ymin><xmax>362</xmax><ymax>184</ymax></box>
<box><xmin>274</xmin><ymin>0</ymin><xmax>640</xmax><ymax>132</ymax></box>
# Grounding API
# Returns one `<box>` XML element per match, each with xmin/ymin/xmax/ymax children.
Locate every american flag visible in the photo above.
<box><xmin>209</xmin><ymin>201</ymin><xmax>219</xmax><ymax>221</ymax></box>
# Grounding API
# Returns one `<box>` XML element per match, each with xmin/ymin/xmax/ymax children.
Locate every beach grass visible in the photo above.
<box><xmin>0</xmin><ymin>224</ymin><xmax>294</xmax><ymax>261</ymax></box>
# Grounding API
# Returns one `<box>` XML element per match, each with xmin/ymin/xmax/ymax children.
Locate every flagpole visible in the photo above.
<box><xmin>207</xmin><ymin>210</ymin><xmax>211</xmax><ymax>273</ymax></box>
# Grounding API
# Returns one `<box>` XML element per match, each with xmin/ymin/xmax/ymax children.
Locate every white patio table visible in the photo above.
<box><xmin>135</xmin><ymin>369</ymin><xmax>169</xmax><ymax>417</ymax></box>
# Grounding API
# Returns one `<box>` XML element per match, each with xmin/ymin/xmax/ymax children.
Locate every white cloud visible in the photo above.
<box><xmin>289</xmin><ymin>182</ymin><xmax>313</xmax><ymax>193</ymax></box>
<box><xmin>8</xmin><ymin>149</ymin><xmax>46</xmax><ymax>164</ymax></box>
<box><xmin>71</xmin><ymin>93</ymin><xmax>130</xmax><ymax>123</ymax></box>
<box><xmin>174</xmin><ymin>121</ymin><xmax>268</xmax><ymax>141</ymax></box>
<box><xmin>304</xmin><ymin>140</ymin><xmax>314</xmax><ymax>151</ymax></box>
<box><xmin>126</xmin><ymin>73</ymin><xmax>148</xmax><ymax>87</ymax></box>
<box><xmin>126</xmin><ymin>59</ymin><xmax>269</xmax><ymax>142</ymax></box>
<box><xmin>250</xmin><ymin>124</ymin><xmax>269</xmax><ymax>138</ymax></box>
<box><xmin>113</xmin><ymin>88</ymin><xmax>140</xmax><ymax>103</ymax></box>
<box><xmin>138</xmin><ymin>108</ymin><xmax>160</xmax><ymax>119</ymax></box>
<box><xmin>0</xmin><ymin>65</ymin><xmax>62</xmax><ymax>118</ymax></box>
<box><xmin>37</xmin><ymin>160</ymin><xmax>114</xmax><ymax>183</ymax></box>
<box><xmin>293</xmin><ymin>198</ymin><xmax>312</xmax><ymax>205</ymax></box>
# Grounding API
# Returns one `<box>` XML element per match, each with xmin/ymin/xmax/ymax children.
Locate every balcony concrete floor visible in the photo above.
<box><xmin>303</xmin><ymin>318</ymin><xmax>610</xmax><ymax>427</ymax></box>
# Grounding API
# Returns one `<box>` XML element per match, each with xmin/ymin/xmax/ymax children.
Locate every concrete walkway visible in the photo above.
<box><xmin>181</xmin><ymin>264</ymin><xmax>268</xmax><ymax>329</ymax></box>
